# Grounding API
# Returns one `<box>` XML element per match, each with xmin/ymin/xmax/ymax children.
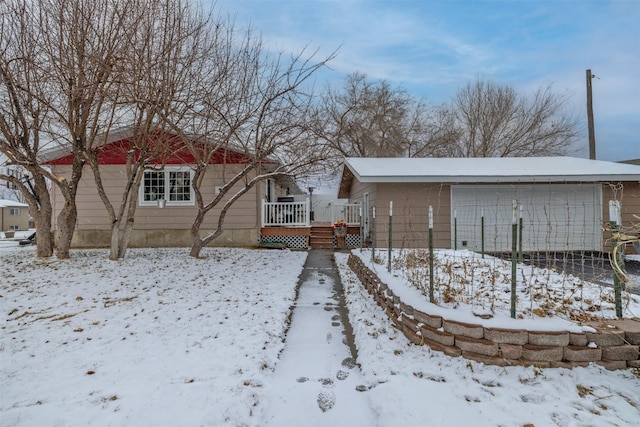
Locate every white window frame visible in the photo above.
<box><xmin>9</xmin><ymin>224</ymin><xmax>20</xmax><ymax>231</ymax></box>
<box><xmin>139</xmin><ymin>167</ymin><xmax>195</xmax><ymax>207</ymax></box>
<box><xmin>9</xmin><ymin>208</ymin><xmax>20</xmax><ymax>216</ymax></box>
<box><xmin>7</xmin><ymin>169</ymin><xmax>18</xmax><ymax>190</ymax></box>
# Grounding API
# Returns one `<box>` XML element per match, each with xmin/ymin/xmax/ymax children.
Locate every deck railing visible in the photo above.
<box><xmin>330</xmin><ymin>203</ymin><xmax>361</xmax><ymax>225</ymax></box>
<box><xmin>261</xmin><ymin>200</ymin><xmax>362</xmax><ymax>227</ymax></box>
<box><xmin>261</xmin><ymin>200</ymin><xmax>310</xmax><ymax>227</ymax></box>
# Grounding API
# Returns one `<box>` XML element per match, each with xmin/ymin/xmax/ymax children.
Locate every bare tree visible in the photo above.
<box><xmin>37</xmin><ymin>0</ymin><xmax>148</xmax><ymax>259</ymax></box>
<box><xmin>314</xmin><ymin>72</ymin><xmax>436</xmax><ymax>168</ymax></box>
<box><xmin>85</xmin><ymin>0</ymin><xmax>218</xmax><ymax>260</ymax></box>
<box><xmin>0</xmin><ymin>1</ymin><xmax>55</xmax><ymax>257</ymax></box>
<box><xmin>440</xmin><ymin>79</ymin><xmax>580</xmax><ymax>157</ymax></box>
<box><xmin>172</xmin><ymin>35</ymin><xmax>334</xmax><ymax>258</ymax></box>
<box><xmin>1</xmin><ymin>0</ymin><xmax>146</xmax><ymax>258</ymax></box>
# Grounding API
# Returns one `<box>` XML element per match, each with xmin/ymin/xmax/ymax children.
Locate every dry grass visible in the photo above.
<box><xmin>380</xmin><ymin>249</ymin><xmax>637</xmax><ymax>320</ymax></box>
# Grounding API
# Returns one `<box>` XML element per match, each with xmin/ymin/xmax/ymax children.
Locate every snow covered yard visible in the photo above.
<box><xmin>1</xmin><ymin>247</ymin><xmax>307</xmax><ymax>426</ymax></box>
<box><xmin>1</xmin><ymin>246</ymin><xmax>639</xmax><ymax>426</ymax></box>
<box><xmin>335</xmin><ymin>252</ymin><xmax>640</xmax><ymax>427</ymax></box>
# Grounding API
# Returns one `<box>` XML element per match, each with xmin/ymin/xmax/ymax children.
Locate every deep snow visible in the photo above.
<box><xmin>1</xmin><ymin>245</ymin><xmax>639</xmax><ymax>426</ymax></box>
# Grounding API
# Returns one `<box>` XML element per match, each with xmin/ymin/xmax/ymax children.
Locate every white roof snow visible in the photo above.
<box><xmin>344</xmin><ymin>156</ymin><xmax>640</xmax><ymax>183</ymax></box>
<box><xmin>0</xmin><ymin>199</ymin><xmax>29</xmax><ymax>208</ymax></box>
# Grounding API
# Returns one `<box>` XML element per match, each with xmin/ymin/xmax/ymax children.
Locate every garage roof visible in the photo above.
<box><xmin>343</xmin><ymin>156</ymin><xmax>640</xmax><ymax>184</ymax></box>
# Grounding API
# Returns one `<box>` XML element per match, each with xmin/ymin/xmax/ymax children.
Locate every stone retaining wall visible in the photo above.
<box><xmin>347</xmin><ymin>254</ymin><xmax>640</xmax><ymax>370</ymax></box>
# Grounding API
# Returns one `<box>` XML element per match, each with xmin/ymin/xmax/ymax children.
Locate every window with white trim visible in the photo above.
<box><xmin>9</xmin><ymin>225</ymin><xmax>20</xmax><ymax>230</ymax></box>
<box><xmin>9</xmin><ymin>208</ymin><xmax>20</xmax><ymax>216</ymax></box>
<box><xmin>140</xmin><ymin>168</ymin><xmax>194</xmax><ymax>206</ymax></box>
<box><xmin>7</xmin><ymin>169</ymin><xmax>18</xmax><ymax>189</ymax></box>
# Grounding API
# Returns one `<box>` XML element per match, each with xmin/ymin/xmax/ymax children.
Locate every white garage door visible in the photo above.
<box><xmin>451</xmin><ymin>184</ymin><xmax>602</xmax><ymax>252</ymax></box>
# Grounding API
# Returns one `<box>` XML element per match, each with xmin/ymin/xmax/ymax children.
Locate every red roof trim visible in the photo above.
<box><xmin>42</xmin><ymin>131</ymin><xmax>259</xmax><ymax>166</ymax></box>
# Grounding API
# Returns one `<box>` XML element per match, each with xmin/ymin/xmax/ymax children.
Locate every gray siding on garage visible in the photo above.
<box><xmin>451</xmin><ymin>184</ymin><xmax>602</xmax><ymax>252</ymax></box>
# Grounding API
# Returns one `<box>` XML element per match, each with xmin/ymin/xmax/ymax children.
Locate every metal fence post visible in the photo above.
<box><xmin>429</xmin><ymin>205</ymin><xmax>435</xmax><ymax>303</ymax></box>
<box><xmin>518</xmin><ymin>205</ymin><xmax>524</xmax><ymax>262</ymax></box>
<box><xmin>481</xmin><ymin>207</ymin><xmax>485</xmax><ymax>259</ymax></box>
<box><xmin>511</xmin><ymin>200</ymin><xmax>518</xmax><ymax>319</ymax></box>
<box><xmin>388</xmin><ymin>201</ymin><xmax>393</xmax><ymax>273</ymax></box>
<box><xmin>454</xmin><ymin>209</ymin><xmax>457</xmax><ymax>251</ymax></box>
<box><xmin>609</xmin><ymin>200</ymin><xmax>624</xmax><ymax>318</ymax></box>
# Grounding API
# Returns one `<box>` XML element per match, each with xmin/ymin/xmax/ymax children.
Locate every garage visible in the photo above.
<box><xmin>339</xmin><ymin>156</ymin><xmax>640</xmax><ymax>253</ymax></box>
<box><xmin>451</xmin><ymin>184</ymin><xmax>602</xmax><ymax>252</ymax></box>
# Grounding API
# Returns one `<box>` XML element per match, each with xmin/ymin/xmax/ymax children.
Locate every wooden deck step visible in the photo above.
<box><xmin>310</xmin><ymin>226</ymin><xmax>335</xmax><ymax>249</ymax></box>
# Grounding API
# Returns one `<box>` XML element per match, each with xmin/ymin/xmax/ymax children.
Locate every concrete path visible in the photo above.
<box><xmin>263</xmin><ymin>250</ymin><xmax>376</xmax><ymax>426</ymax></box>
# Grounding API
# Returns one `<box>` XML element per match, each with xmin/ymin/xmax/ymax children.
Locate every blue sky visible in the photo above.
<box><xmin>212</xmin><ymin>0</ymin><xmax>639</xmax><ymax>162</ymax></box>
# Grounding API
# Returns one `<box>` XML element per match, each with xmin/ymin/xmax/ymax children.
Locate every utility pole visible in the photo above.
<box><xmin>586</xmin><ymin>69</ymin><xmax>596</xmax><ymax>160</ymax></box>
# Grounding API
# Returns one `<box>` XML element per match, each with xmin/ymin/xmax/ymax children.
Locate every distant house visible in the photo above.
<box><xmin>0</xmin><ymin>199</ymin><xmax>30</xmax><ymax>235</ymax></box>
<box><xmin>338</xmin><ymin>157</ymin><xmax>640</xmax><ymax>254</ymax></box>
<box><xmin>0</xmin><ymin>164</ymin><xmax>27</xmax><ymax>203</ymax></box>
<box><xmin>620</xmin><ymin>158</ymin><xmax>640</xmax><ymax>166</ymax></box>
<box><xmin>41</xmin><ymin>128</ymin><xmax>300</xmax><ymax>248</ymax></box>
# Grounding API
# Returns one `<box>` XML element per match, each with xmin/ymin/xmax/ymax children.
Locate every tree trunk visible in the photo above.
<box><xmin>117</xmin><ymin>215</ymin><xmax>136</xmax><ymax>259</ymax></box>
<box><xmin>189</xmin><ymin>238</ymin><xmax>204</xmax><ymax>258</ymax></box>
<box><xmin>33</xmin><ymin>211</ymin><xmax>53</xmax><ymax>258</ymax></box>
<box><xmin>32</xmin><ymin>175</ymin><xmax>55</xmax><ymax>258</ymax></box>
<box><xmin>108</xmin><ymin>220</ymin><xmax>121</xmax><ymax>260</ymax></box>
<box><xmin>56</xmin><ymin>202</ymin><xmax>77</xmax><ymax>259</ymax></box>
<box><xmin>189</xmin><ymin>210</ymin><xmax>207</xmax><ymax>258</ymax></box>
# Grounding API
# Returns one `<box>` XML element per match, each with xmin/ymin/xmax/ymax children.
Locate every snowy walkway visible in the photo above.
<box><xmin>263</xmin><ymin>250</ymin><xmax>376</xmax><ymax>426</ymax></box>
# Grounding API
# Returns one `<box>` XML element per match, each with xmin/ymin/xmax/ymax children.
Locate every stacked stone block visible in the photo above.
<box><xmin>347</xmin><ymin>254</ymin><xmax>640</xmax><ymax>370</ymax></box>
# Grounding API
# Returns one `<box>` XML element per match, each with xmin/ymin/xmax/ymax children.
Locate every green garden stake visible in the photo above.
<box><xmin>388</xmin><ymin>201</ymin><xmax>393</xmax><ymax>273</ymax></box>
<box><xmin>481</xmin><ymin>207</ymin><xmax>485</xmax><ymax>259</ymax></box>
<box><xmin>518</xmin><ymin>205</ymin><xmax>524</xmax><ymax>262</ymax></box>
<box><xmin>609</xmin><ymin>200</ymin><xmax>624</xmax><ymax>318</ymax></box>
<box><xmin>429</xmin><ymin>205</ymin><xmax>434</xmax><ymax>303</ymax></box>
<box><xmin>454</xmin><ymin>209</ymin><xmax>457</xmax><ymax>251</ymax></box>
<box><xmin>511</xmin><ymin>200</ymin><xmax>518</xmax><ymax>319</ymax></box>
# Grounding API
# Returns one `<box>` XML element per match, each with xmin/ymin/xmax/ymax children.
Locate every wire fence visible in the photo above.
<box><xmin>365</xmin><ymin>184</ymin><xmax>639</xmax><ymax>319</ymax></box>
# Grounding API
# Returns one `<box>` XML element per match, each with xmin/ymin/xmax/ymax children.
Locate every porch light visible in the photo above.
<box><xmin>308</xmin><ymin>187</ymin><xmax>315</xmax><ymax>221</ymax></box>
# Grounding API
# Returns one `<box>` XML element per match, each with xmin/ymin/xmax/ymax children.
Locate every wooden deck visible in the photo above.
<box><xmin>259</xmin><ymin>224</ymin><xmax>361</xmax><ymax>249</ymax></box>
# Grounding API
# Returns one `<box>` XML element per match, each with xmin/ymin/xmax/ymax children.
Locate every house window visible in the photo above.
<box><xmin>9</xmin><ymin>225</ymin><xmax>20</xmax><ymax>231</ymax></box>
<box><xmin>9</xmin><ymin>208</ymin><xmax>20</xmax><ymax>216</ymax></box>
<box><xmin>7</xmin><ymin>169</ymin><xmax>18</xmax><ymax>190</ymax></box>
<box><xmin>140</xmin><ymin>168</ymin><xmax>194</xmax><ymax>206</ymax></box>
<box><xmin>169</xmin><ymin>170</ymin><xmax>191</xmax><ymax>201</ymax></box>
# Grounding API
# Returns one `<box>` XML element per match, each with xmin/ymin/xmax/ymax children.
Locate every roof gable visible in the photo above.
<box><xmin>41</xmin><ymin>129</ymin><xmax>255</xmax><ymax>166</ymax></box>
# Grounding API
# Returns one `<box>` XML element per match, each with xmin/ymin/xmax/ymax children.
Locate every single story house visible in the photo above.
<box><xmin>42</xmin><ymin>128</ymin><xmax>300</xmax><ymax>248</ymax></box>
<box><xmin>0</xmin><ymin>199</ymin><xmax>30</xmax><ymax>235</ymax></box>
<box><xmin>338</xmin><ymin>157</ymin><xmax>640</xmax><ymax>254</ymax></box>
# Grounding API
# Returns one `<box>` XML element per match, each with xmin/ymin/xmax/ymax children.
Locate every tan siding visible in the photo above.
<box><xmin>373</xmin><ymin>183</ymin><xmax>452</xmax><ymax>249</ymax></box>
<box><xmin>51</xmin><ymin>163</ymin><xmax>263</xmax><ymax>240</ymax></box>
<box><xmin>602</xmin><ymin>181</ymin><xmax>640</xmax><ymax>254</ymax></box>
<box><xmin>349</xmin><ymin>180</ymin><xmax>376</xmax><ymax>204</ymax></box>
<box><xmin>1</xmin><ymin>207</ymin><xmax>30</xmax><ymax>232</ymax></box>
